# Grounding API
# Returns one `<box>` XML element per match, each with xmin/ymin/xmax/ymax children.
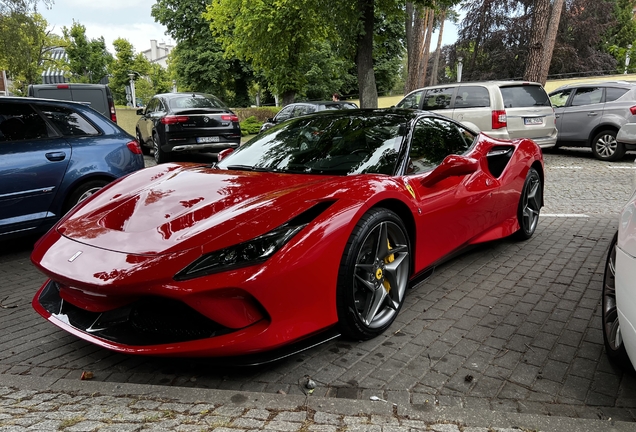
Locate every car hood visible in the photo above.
<box><xmin>57</xmin><ymin>163</ymin><xmax>351</xmax><ymax>255</ymax></box>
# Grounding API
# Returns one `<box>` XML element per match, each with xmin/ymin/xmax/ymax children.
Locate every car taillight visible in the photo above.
<box><xmin>110</xmin><ymin>106</ymin><xmax>117</xmax><ymax>123</ymax></box>
<box><xmin>57</xmin><ymin>84</ymin><xmax>69</xmax><ymax>89</ymax></box>
<box><xmin>126</xmin><ymin>140</ymin><xmax>143</xmax><ymax>155</ymax></box>
<box><xmin>161</xmin><ymin>115</ymin><xmax>190</xmax><ymax>125</ymax></box>
<box><xmin>221</xmin><ymin>114</ymin><xmax>239</xmax><ymax>122</ymax></box>
<box><xmin>630</xmin><ymin>106</ymin><xmax>636</xmax><ymax>115</ymax></box>
<box><xmin>492</xmin><ymin>110</ymin><xmax>507</xmax><ymax>129</ymax></box>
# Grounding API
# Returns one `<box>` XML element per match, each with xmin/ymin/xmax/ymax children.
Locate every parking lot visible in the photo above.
<box><xmin>1</xmin><ymin>147</ymin><xmax>636</xmax><ymax>422</ymax></box>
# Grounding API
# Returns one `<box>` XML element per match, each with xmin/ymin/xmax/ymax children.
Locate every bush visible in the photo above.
<box><xmin>240</xmin><ymin>116</ymin><xmax>264</xmax><ymax>136</ymax></box>
<box><xmin>234</xmin><ymin>106</ymin><xmax>279</xmax><ymax>122</ymax></box>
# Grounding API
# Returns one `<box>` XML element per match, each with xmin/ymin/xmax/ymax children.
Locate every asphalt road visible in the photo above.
<box><xmin>1</xmin><ymin>147</ymin><xmax>636</xmax><ymax>424</ymax></box>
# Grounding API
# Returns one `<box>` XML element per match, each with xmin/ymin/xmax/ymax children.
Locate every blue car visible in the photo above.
<box><xmin>0</xmin><ymin>97</ymin><xmax>144</xmax><ymax>239</ymax></box>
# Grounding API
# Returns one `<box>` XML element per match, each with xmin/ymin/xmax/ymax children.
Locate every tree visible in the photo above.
<box><xmin>0</xmin><ymin>0</ymin><xmax>50</xmax><ymax>14</ymax></box>
<box><xmin>0</xmin><ymin>12</ymin><xmax>62</xmax><ymax>93</ymax></box>
<box><xmin>108</xmin><ymin>38</ymin><xmax>151</xmax><ymax>105</ymax></box>
<box><xmin>63</xmin><ymin>21</ymin><xmax>113</xmax><ymax>83</ymax></box>
<box><xmin>523</xmin><ymin>0</ymin><xmax>550</xmax><ymax>83</ymax></box>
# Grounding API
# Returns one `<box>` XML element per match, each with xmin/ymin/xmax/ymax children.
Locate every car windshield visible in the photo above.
<box><xmin>168</xmin><ymin>95</ymin><xmax>226</xmax><ymax>109</ymax></box>
<box><xmin>217</xmin><ymin>113</ymin><xmax>408</xmax><ymax>175</ymax></box>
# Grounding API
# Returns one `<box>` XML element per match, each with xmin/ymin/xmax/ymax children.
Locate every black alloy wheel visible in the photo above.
<box><xmin>136</xmin><ymin>129</ymin><xmax>150</xmax><ymax>155</ymax></box>
<box><xmin>591</xmin><ymin>130</ymin><xmax>625</xmax><ymax>162</ymax></box>
<box><xmin>514</xmin><ymin>167</ymin><xmax>542</xmax><ymax>240</ymax></box>
<box><xmin>336</xmin><ymin>208</ymin><xmax>411</xmax><ymax>340</ymax></box>
<box><xmin>602</xmin><ymin>232</ymin><xmax>632</xmax><ymax>368</ymax></box>
<box><xmin>153</xmin><ymin>133</ymin><xmax>170</xmax><ymax>164</ymax></box>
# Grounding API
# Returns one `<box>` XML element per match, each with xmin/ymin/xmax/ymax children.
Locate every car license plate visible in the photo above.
<box><xmin>524</xmin><ymin>117</ymin><xmax>543</xmax><ymax>125</ymax></box>
<box><xmin>197</xmin><ymin>136</ymin><xmax>220</xmax><ymax>143</ymax></box>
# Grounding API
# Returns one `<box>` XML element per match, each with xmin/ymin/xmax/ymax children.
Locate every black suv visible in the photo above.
<box><xmin>136</xmin><ymin>92</ymin><xmax>241</xmax><ymax>164</ymax></box>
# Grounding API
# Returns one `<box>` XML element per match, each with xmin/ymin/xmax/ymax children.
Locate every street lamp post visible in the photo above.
<box><xmin>457</xmin><ymin>57</ymin><xmax>463</xmax><ymax>83</ymax></box>
<box><xmin>128</xmin><ymin>73</ymin><xmax>136</xmax><ymax>107</ymax></box>
<box><xmin>626</xmin><ymin>45</ymin><xmax>632</xmax><ymax>75</ymax></box>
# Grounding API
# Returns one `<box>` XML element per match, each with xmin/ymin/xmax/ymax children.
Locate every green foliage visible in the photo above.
<box><xmin>108</xmin><ymin>38</ymin><xmax>152</xmax><ymax>105</ymax></box>
<box><xmin>62</xmin><ymin>21</ymin><xmax>112</xmax><ymax>83</ymax></box>
<box><xmin>234</xmin><ymin>106</ymin><xmax>279</xmax><ymax>122</ymax></box>
<box><xmin>239</xmin><ymin>116</ymin><xmax>263</xmax><ymax>136</ymax></box>
<box><xmin>0</xmin><ymin>12</ymin><xmax>62</xmax><ymax>94</ymax></box>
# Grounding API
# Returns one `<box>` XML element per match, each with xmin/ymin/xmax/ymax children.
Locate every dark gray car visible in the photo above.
<box><xmin>549</xmin><ymin>81</ymin><xmax>636</xmax><ymax>161</ymax></box>
<box><xmin>259</xmin><ymin>101</ymin><xmax>358</xmax><ymax>132</ymax></box>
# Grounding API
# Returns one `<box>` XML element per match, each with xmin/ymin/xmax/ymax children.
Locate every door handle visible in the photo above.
<box><xmin>587</xmin><ymin>112</ymin><xmax>598</xmax><ymax>116</ymax></box>
<box><xmin>45</xmin><ymin>152</ymin><xmax>66</xmax><ymax>161</ymax></box>
<box><xmin>555</xmin><ymin>115</ymin><xmax>560</xmax><ymax>118</ymax></box>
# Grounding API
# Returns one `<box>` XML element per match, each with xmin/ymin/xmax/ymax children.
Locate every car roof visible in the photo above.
<box><xmin>551</xmin><ymin>80</ymin><xmax>636</xmax><ymax>91</ymax></box>
<box><xmin>407</xmin><ymin>80</ymin><xmax>543</xmax><ymax>92</ymax></box>
<box><xmin>1</xmin><ymin>96</ymin><xmax>94</xmax><ymax>108</ymax></box>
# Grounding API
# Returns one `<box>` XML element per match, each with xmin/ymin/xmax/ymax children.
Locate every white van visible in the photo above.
<box><xmin>27</xmin><ymin>83</ymin><xmax>118</xmax><ymax>123</ymax></box>
<box><xmin>397</xmin><ymin>81</ymin><xmax>557</xmax><ymax>148</ymax></box>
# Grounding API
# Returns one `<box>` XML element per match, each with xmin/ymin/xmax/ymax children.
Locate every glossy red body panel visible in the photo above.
<box><xmin>31</xmin><ymin>133</ymin><xmax>543</xmax><ymax>357</ymax></box>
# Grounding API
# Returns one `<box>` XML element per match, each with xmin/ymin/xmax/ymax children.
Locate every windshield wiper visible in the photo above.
<box><xmin>225</xmin><ymin>164</ymin><xmax>270</xmax><ymax>172</ymax></box>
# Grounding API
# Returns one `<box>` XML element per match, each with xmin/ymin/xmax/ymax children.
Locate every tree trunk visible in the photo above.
<box><xmin>281</xmin><ymin>90</ymin><xmax>295</xmax><ymax>106</ymax></box>
<box><xmin>357</xmin><ymin>0</ymin><xmax>377</xmax><ymax>108</ymax></box>
<box><xmin>405</xmin><ymin>3</ymin><xmax>425</xmax><ymax>93</ymax></box>
<box><xmin>524</xmin><ymin>0</ymin><xmax>550</xmax><ymax>83</ymax></box>
<box><xmin>538</xmin><ymin>0</ymin><xmax>564</xmax><ymax>85</ymax></box>
<box><xmin>417</xmin><ymin>8</ymin><xmax>434</xmax><ymax>88</ymax></box>
<box><xmin>430</xmin><ymin>9</ymin><xmax>446</xmax><ymax>86</ymax></box>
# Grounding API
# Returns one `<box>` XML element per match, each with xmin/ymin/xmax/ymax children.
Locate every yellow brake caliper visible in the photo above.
<box><xmin>383</xmin><ymin>240</ymin><xmax>394</xmax><ymax>292</ymax></box>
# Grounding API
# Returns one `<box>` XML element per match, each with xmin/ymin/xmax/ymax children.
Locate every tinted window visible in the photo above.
<box><xmin>275</xmin><ymin>105</ymin><xmax>294</xmax><ymax>122</ymax></box>
<box><xmin>571</xmin><ymin>87</ymin><xmax>603</xmax><ymax>106</ymax></box>
<box><xmin>455</xmin><ymin>86</ymin><xmax>490</xmax><ymax>108</ymax></box>
<box><xmin>606</xmin><ymin>87</ymin><xmax>629</xmax><ymax>102</ymax></box>
<box><xmin>549</xmin><ymin>89</ymin><xmax>572</xmax><ymax>108</ymax></box>
<box><xmin>217</xmin><ymin>114</ymin><xmax>406</xmax><ymax>175</ymax></box>
<box><xmin>423</xmin><ymin>87</ymin><xmax>454</xmax><ymax>110</ymax></box>
<box><xmin>39</xmin><ymin>105</ymin><xmax>99</xmax><ymax>136</ymax></box>
<box><xmin>408</xmin><ymin>117</ymin><xmax>470</xmax><ymax>174</ymax></box>
<box><xmin>145</xmin><ymin>98</ymin><xmax>159</xmax><ymax>113</ymax></box>
<box><xmin>397</xmin><ymin>90</ymin><xmax>423</xmax><ymax>109</ymax></box>
<box><xmin>0</xmin><ymin>103</ymin><xmax>49</xmax><ymax>141</ymax></box>
<box><xmin>500</xmin><ymin>85</ymin><xmax>550</xmax><ymax>108</ymax></box>
<box><xmin>292</xmin><ymin>105</ymin><xmax>309</xmax><ymax>117</ymax></box>
<box><xmin>168</xmin><ymin>94</ymin><xmax>226</xmax><ymax>109</ymax></box>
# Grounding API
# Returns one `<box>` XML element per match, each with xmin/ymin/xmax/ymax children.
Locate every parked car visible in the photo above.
<box><xmin>396</xmin><ymin>81</ymin><xmax>557</xmax><ymax>149</ymax></box>
<box><xmin>32</xmin><ymin>108</ymin><xmax>544</xmax><ymax>359</ymax></box>
<box><xmin>602</xmin><ymin>160</ymin><xmax>636</xmax><ymax>369</ymax></box>
<box><xmin>27</xmin><ymin>83</ymin><xmax>118</xmax><ymax>123</ymax></box>
<box><xmin>549</xmin><ymin>81</ymin><xmax>636</xmax><ymax>161</ymax></box>
<box><xmin>0</xmin><ymin>97</ymin><xmax>144</xmax><ymax>240</ymax></box>
<box><xmin>259</xmin><ymin>101</ymin><xmax>358</xmax><ymax>132</ymax></box>
<box><xmin>136</xmin><ymin>92</ymin><xmax>241</xmax><ymax>164</ymax></box>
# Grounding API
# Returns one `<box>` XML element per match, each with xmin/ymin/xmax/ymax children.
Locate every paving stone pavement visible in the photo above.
<box><xmin>1</xmin><ymin>149</ymin><xmax>636</xmax><ymax>431</ymax></box>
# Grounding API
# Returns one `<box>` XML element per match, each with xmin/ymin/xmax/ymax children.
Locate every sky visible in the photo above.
<box><xmin>39</xmin><ymin>0</ymin><xmax>458</xmax><ymax>56</ymax></box>
<box><xmin>39</xmin><ymin>0</ymin><xmax>174</xmax><ymax>55</ymax></box>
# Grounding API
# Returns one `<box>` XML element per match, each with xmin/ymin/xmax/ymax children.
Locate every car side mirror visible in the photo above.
<box><xmin>136</xmin><ymin>108</ymin><xmax>144</xmax><ymax>115</ymax></box>
<box><xmin>421</xmin><ymin>154</ymin><xmax>479</xmax><ymax>187</ymax></box>
<box><xmin>217</xmin><ymin>147</ymin><xmax>234</xmax><ymax>162</ymax></box>
<box><xmin>267</xmin><ymin>117</ymin><xmax>274</xmax><ymax>123</ymax></box>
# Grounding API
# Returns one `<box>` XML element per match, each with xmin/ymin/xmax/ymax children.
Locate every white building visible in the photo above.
<box><xmin>141</xmin><ymin>40</ymin><xmax>174</xmax><ymax>69</ymax></box>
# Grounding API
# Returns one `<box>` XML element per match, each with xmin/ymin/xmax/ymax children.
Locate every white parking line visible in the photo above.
<box><xmin>608</xmin><ymin>166</ymin><xmax>636</xmax><ymax>169</ymax></box>
<box><xmin>542</xmin><ymin>214</ymin><xmax>589</xmax><ymax>218</ymax></box>
<box><xmin>550</xmin><ymin>166</ymin><xmax>583</xmax><ymax>169</ymax></box>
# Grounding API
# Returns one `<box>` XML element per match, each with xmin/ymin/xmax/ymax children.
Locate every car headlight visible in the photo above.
<box><xmin>175</xmin><ymin>224</ymin><xmax>306</xmax><ymax>280</ymax></box>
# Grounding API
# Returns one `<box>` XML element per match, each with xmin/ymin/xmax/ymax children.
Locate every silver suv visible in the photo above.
<box><xmin>397</xmin><ymin>81</ymin><xmax>557</xmax><ymax>148</ymax></box>
<box><xmin>549</xmin><ymin>81</ymin><xmax>636</xmax><ymax>161</ymax></box>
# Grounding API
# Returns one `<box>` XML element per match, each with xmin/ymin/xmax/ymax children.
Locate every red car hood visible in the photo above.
<box><xmin>58</xmin><ymin>163</ymin><xmax>346</xmax><ymax>255</ymax></box>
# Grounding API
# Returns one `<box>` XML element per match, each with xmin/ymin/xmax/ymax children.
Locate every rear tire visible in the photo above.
<box><xmin>153</xmin><ymin>133</ymin><xmax>170</xmax><ymax>164</ymax></box>
<box><xmin>591</xmin><ymin>130</ymin><xmax>625</xmax><ymax>161</ymax></box>
<box><xmin>514</xmin><ymin>167</ymin><xmax>542</xmax><ymax>241</ymax></box>
<box><xmin>336</xmin><ymin>208</ymin><xmax>411</xmax><ymax>340</ymax></box>
<box><xmin>63</xmin><ymin>179</ymin><xmax>109</xmax><ymax>214</ymax></box>
<box><xmin>136</xmin><ymin>129</ymin><xmax>150</xmax><ymax>155</ymax></box>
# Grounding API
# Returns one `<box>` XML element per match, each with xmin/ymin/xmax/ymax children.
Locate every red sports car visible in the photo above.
<box><xmin>32</xmin><ymin>109</ymin><xmax>544</xmax><ymax>359</ymax></box>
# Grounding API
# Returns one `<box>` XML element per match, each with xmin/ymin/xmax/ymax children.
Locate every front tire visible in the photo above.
<box><xmin>336</xmin><ymin>208</ymin><xmax>411</xmax><ymax>340</ymax></box>
<box><xmin>514</xmin><ymin>167</ymin><xmax>542</xmax><ymax>240</ymax></box>
<box><xmin>602</xmin><ymin>233</ymin><xmax>632</xmax><ymax>368</ymax></box>
<box><xmin>591</xmin><ymin>130</ymin><xmax>625</xmax><ymax>161</ymax></box>
<box><xmin>136</xmin><ymin>128</ymin><xmax>150</xmax><ymax>155</ymax></box>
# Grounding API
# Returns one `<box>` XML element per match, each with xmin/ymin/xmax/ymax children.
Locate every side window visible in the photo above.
<box><xmin>292</xmin><ymin>105</ymin><xmax>308</xmax><ymax>117</ymax></box>
<box><xmin>549</xmin><ymin>89</ymin><xmax>572</xmax><ymax>108</ymax></box>
<box><xmin>455</xmin><ymin>86</ymin><xmax>490</xmax><ymax>108</ymax></box>
<box><xmin>0</xmin><ymin>103</ymin><xmax>49</xmax><ymax>142</ymax></box>
<box><xmin>145</xmin><ymin>98</ymin><xmax>158</xmax><ymax>114</ymax></box>
<box><xmin>606</xmin><ymin>87</ymin><xmax>628</xmax><ymax>102</ymax></box>
<box><xmin>275</xmin><ymin>105</ymin><xmax>294</xmax><ymax>122</ymax></box>
<box><xmin>397</xmin><ymin>90</ymin><xmax>423</xmax><ymax>109</ymax></box>
<box><xmin>423</xmin><ymin>87</ymin><xmax>454</xmax><ymax>110</ymax></box>
<box><xmin>39</xmin><ymin>105</ymin><xmax>99</xmax><ymax>137</ymax></box>
<box><xmin>407</xmin><ymin>117</ymin><xmax>469</xmax><ymax>174</ymax></box>
<box><xmin>571</xmin><ymin>87</ymin><xmax>603</xmax><ymax>106</ymax></box>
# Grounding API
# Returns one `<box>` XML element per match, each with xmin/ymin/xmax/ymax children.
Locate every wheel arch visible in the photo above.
<box><xmin>587</xmin><ymin>124</ymin><xmax>619</xmax><ymax>147</ymax></box>
<box><xmin>369</xmin><ymin>198</ymin><xmax>417</xmax><ymax>274</ymax></box>
<box><xmin>61</xmin><ymin>174</ymin><xmax>115</xmax><ymax>213</ymax></box>
<box><xmin>531</xmin><ymin>160</ymin><xmax>545</xmax><ymax>207</ymax></box>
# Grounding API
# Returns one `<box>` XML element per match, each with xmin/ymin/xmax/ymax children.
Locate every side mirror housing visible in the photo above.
<box><xmin>421</xmin><ymin>154</ymin><xmax>479</xmax><ymax>187</ymax></box>
<box><xmin>136</xmin><ymin>108</ymin><xmax>144</xmax><ymax>115</ymax></box>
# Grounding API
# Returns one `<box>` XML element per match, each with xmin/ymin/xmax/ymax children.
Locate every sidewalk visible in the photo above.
<box><xmin>0</xmin><ymin>374</ymin><xmax>632</xmax><ymax>432</ymax></box>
